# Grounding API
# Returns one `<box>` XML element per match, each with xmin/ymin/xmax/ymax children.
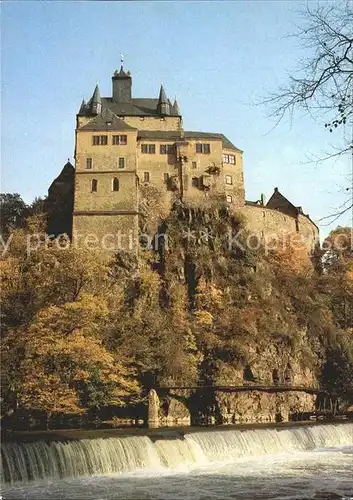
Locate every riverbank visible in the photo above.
<box><xmin>2</xmin><ymin>417</ymin><xmax>351</xmax><ymax>443</ymax></box>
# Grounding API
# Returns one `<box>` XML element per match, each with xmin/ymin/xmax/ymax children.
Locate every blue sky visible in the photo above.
<box><xmin>1</xmin><ymin>1</ymin><xmax>351</xmax><ymax>235</ymax></box>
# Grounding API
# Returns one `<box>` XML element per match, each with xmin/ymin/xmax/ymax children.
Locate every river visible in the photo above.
<box><xmin>2</xmin><ymin>423</ymin><xmax>353</xmax><ymax>499</ymax></box>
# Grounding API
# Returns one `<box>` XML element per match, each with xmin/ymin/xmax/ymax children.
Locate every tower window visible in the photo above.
<box><xmin>225</xmin><ymin>175</ymin><xmax>233</xmax><ymax>185</ymax></box>
<box><xmin>91</xmin><ymin>179</ymin><xmax>98</xmax><ymax>192</ymax></box>
<box><xmin>192</xmin><ymin>161</ymin><xmax>197</xmax><ymax>169</ymax></box>
<box><xmin>143</xmin><ymin>172</ymin><xmax>150</xmax><ymax>183</ymax></box>
<box><xmin>113</xmin><ymin>135</ymin><xmax>127</xmax><ymax>145</ymax></box>
<box><xmin>92</xmin><ymin>135</ymin><xmax>107</xmax><ymax>146</ymax></box>
<box><xmin>118</xmin><ymin>157</ymin><xmax>125</xmax><ymax>169</ymax></box>
<box><xmin>86</xmin><ymin>158</ymin><xmax>92</xmax><ymax>169</ymax></box>
<box><xmin>196</xmin><ymin>143</ymin><xmax>210</xmax><ymax>154</ymax></box>
<box><xmin>112</xmin><ymin>177</ymin><xmax>119</xmax><ymax>192</ymax></box>
<box><xmin>192</xmin><ymin>177</ymin><xmax>199</xmax><ymax>188</ymax></box>
<box><xmin>226</xmin><ymin>195</ymin><xmax>233</xmax><ymax>203</ymax></box>
<box><xmin>141</xmin><ymin>144</ymin><xmax>156</xmax><ymax>154</ymax></box>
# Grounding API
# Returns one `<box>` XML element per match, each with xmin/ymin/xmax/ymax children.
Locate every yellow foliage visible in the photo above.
<box><xmin>196</xmin><ymin>278</ymin><xmax>224</xmax><ymax>310</ymax></box>
<box><xmin>194</xmin><ymin>310</ymin><xmax>214</xmax><ymax>326</ymax></box>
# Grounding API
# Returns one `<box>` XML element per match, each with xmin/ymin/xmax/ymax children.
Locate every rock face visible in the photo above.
<box><xmin>214</xmin><ymin>391</ymin><xmax>316</xmax><ymax>424</ymax></box>
<box><xmin>156</xmin><ymin>331</ymin><xmax>320</xmax><ymax>426</ymax></box>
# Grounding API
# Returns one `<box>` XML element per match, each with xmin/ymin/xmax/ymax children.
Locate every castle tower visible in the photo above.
<box><xmin>112</xmin><ymin>65</ymin><xmax>132</xmax><ymax>103</ymax></box>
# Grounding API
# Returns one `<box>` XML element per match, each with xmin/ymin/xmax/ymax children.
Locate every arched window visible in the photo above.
<box><xmin>91</xmin><ymin>179</ymin><xmax>98</xmax><ymax>192</ymax></box>
<box><xmin>112</xmin><ymin>177</ymin><xmax>119</xmax><ymax>192</ymax></box>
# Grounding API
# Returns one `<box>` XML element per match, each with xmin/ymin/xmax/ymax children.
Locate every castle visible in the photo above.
<box><xmin>48</xmin><ymin>64</ymin><xmax>319</xmax><ymax>253</ymax></box>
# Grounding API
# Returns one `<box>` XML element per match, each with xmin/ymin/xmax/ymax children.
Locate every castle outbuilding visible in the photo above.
<box><xmin>48</xmin><ymin>64</ymin><xmax>319</xmax><ymax>254</ymax></box>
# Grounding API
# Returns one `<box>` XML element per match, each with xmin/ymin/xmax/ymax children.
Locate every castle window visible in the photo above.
<box><xmin>113</xmin><ymin>135</ymin><xmax>127</xmax><ymax>145</ymax></box>
<box><xmin>225</xmin><ymin>175</ymin><xmax>233</xmax><ymax>185</ymax></box>
<box><xmin>92</xmin><ymin>135</ymin><xmax>107</xmax><ymax>146</ymax></box>
<box><xmin>192</xmin><ymin>161</ymin><xmax>197</xmax><ymax>169</ymax></box>
<box><xmin>295</xmin><ymin>219</ymin><xmax>299</xmax><ymax>232</ymax></box>
<box><xmin>226</xmin><ymin>195</ymin><xmax>233</xmax><ymax>203</ymax></box>
<box><xmin>223</xmin><ymin>154</ymin><xmax>235</xmax><ymax>164</ymax></box>
<box><xmin>163</xmin><ymin>173</ymin><xmax>169</xmax><ymax>184</ymax></box>
<box><xmin>118</xmin><ymin>157</ymin><xmax>125</xmax><ymax>169</ymax></box>
<box><xmin>143</xmin><ymin>172</ymin><xmax>150</xmax><ymax>183</ymax></box>
<box><xmin>192</xmin><ymin>177</ymin><xmax>199</xmax><ymax>188</ymax></box>
<box><xmin>160</xmin><ymin>144</ymin><xmax>175</xmax><ymax>154</ymax></box>
<box><xmin>196</xmin><ymin>143</ymin><xmax>210</xmax><ymax>154</ymax></box>
<box><xmin>141</xmin><ymin>144</ymin><xmax>155</xmax><ymax>154</ymax></box>
<box><xmin>112</xmin><ymin>177</ymin><xmax>119</xmax><ymax>192</ymax></box>
<box><xmin>86</xmin><ymin>158</ymin><xmax>92</xmax><ymax>169</ymax></box>
<box><xmin>91</xmin><ymin>179</ymin><xmax>98</xmax><ymax>192</ymax></box>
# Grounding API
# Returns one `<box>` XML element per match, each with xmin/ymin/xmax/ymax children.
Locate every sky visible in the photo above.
<box><xmin>1</xmin><ymin>1</ymin><xmax>351</xmax><ymax>236</ymax></box>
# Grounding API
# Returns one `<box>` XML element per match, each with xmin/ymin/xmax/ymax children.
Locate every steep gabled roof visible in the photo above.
<box><xmin>79</xmin><ymin>97</ymin><xmax>181</xmax><ymax>117</ymax></box>
<box><xmin>266</xmin><ymin>188</ymin><xmax>299</xmax><ymax>216</ymax></box>
<box><xmin>48</xmin><ymin>161</ymin><xmax>75</xmax><ymax>193</ymax></box>
<box><xmin>81</xmin><ymin>108</ymin><xmax>137</xmax><ymax>131</ymax></box>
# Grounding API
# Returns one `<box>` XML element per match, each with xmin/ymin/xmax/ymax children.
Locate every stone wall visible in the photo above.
<box><xmin>72</xmin><ymin>213</ymin><xmax>140</xmax><ymax>255</ymax></box>
<box><xmin>238</xmin><ymin>204</ymin><xmax>319</xmax><ymax>252</ymax></box>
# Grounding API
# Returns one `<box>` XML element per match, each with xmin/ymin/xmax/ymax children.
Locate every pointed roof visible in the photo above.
<box><xmin>81</xmin><ymin>108</ymin><xmax>137</xmax><ymax>131</ymax></box>
<box><xmin>91</xmin><ymin>84</ymin><xmax>101</xmax><ymax>105</ymax></box>
<box><xmin>158</xmin><ymin>84</ymin><xmax>168</xmax><ymax>104</ymax></box>
<box><xmin>172</xmin><ymin>98</ymin><xmax>180</xmax><ymax>115</ymax></box>
<box><xmin>78</xmin><ymin>99</ymin><xmax>87</xmax><ymax>114</ymax></box>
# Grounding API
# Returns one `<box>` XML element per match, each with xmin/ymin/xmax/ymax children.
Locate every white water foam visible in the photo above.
<box><xmin>1</xmin><ymin>423</ymin><xmax>352</xmax><ymax>485</ymax></box>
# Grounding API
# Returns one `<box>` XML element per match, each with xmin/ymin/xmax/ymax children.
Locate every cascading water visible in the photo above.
<box><xmin>1</xmin><ymin>423</ymin><xmax>352</xmax><ymax>486</ymax></box>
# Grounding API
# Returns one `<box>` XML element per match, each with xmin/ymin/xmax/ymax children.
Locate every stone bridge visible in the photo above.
<box><xmin>148</xmin><ymin>385</ymin><xmax>342</xmax><ymax>428</ymax></box>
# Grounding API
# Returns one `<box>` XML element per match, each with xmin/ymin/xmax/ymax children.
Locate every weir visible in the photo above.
<box><xmin>1</xmin><ymin>423</ymin><xmax>352</xmax><ymax>485</ymax></box>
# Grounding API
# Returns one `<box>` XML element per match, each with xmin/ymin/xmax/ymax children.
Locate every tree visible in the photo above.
<box><xmin>263</xmin><ymin>2</ymin><xmax>353</xmax><ymax>222</ymax></box>
<box><xmin>0</xmin><ymin>193</ymin><xmax>28</xmax><ymax>238</ymax></box>
<box><xmin>2</xmin><ymin>294</ymin><xmax>140</xmax><ymax>425</ymax></box>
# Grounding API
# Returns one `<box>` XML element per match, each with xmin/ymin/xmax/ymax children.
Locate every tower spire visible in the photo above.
<box><xmin>90</xmin><ymin>84</ymin><xmax>101</xmax><ymax>115</ymax></box>
<box><xmin>157</xmin><ymin>84</ymin><xmax>170</xmax><ymax>115</ymax></box>
<box><xmin>172</xmin><ymin>96</ymin><xmax>180</xmax><ymax>116</ymax></box>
